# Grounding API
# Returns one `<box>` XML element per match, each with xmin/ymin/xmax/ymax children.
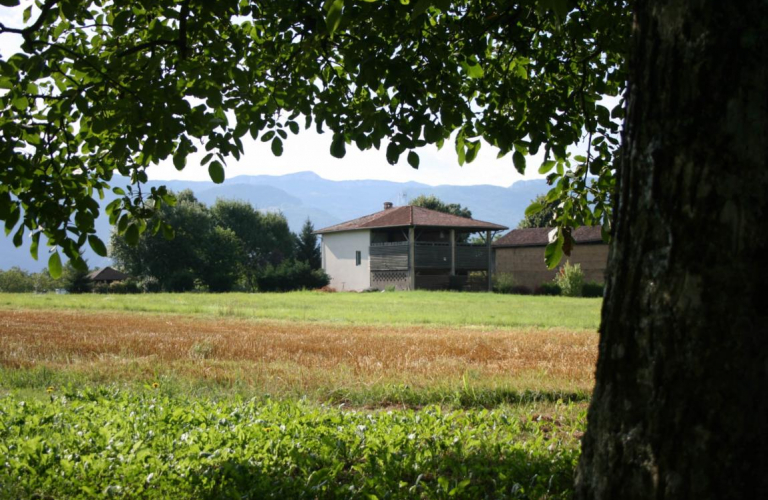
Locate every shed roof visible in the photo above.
<box><xmin>493</xmin><ymin>226</ymin><xmax>605</xmax><ymax>248</ymax></box>
<box><xmin>315</xmin><ymin>205</ymin><xmax>508</xmax><ymax>234</ymax></box>
<box><xmin>87</xmin><ymin>266</ymin><xmax>129</xmax><ymax>282</ymax></box>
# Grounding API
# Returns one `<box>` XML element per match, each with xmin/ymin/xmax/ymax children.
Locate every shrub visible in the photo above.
<box><xmin>92</xmin><ymin>282</ymin><xmax>110</xmax><ymax>294</ymax></box>
<box><xmin>492</xmin><ymin>273</ymin><xmax>516</xmax><ymax>294</ymax></box>
<box><xmin>554</xmin><ymin>261</ymin><xmax>585</xmax><ymax>297</ymax></box>
<box><xmin>0</xmin><ymin>267</ymin><xmax>35</xmax><ymax>293</ymax></box>
<box><xmin>108</xmin><ymin>281</ymin><xmax>128</xmax><ymax>294</ymax></box>
<box><xmin>105</xmin><ymin>279</ymin><xmax>137</xmax><ymax>294</ymax></box>
<box><xmin>124</xmin><ymin>279</ymin><xmax>140</xmax><ymax>294</ymax></box>
<box><xmin>511</xmin><ymin>285</ymin><xmax>533</xmax><ymax>295</ymax></box>
<box><xmin>256</xmin><ymin>260</ymin><xmax>330</xmax><ymax>292</ymax></box>
<box><xmin>582</xmin><ymin>281</ymin><xmax>605</xmax><ymax>298</ymax></box>
<box><xmin>535</xmin><ymin>283</ymin><xmax>562</xmax><ymax>296</ymax></box>
<box><xmin>139</xmin><ymin>276</ymin><xmax>162</xmax><ymax>293</ymax></box>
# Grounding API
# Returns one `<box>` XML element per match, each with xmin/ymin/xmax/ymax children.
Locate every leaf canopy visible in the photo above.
<box><xmin>0</xmin><ymin>0</ymin><xmax>629</xmax><ymax>264</ymax></box>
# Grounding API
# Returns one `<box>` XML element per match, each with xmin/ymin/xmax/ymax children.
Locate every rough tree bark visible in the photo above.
<box><xmin>575</xmin><ymin>1</ymin><xmax>768</xmax><ymax>498</ymax></box>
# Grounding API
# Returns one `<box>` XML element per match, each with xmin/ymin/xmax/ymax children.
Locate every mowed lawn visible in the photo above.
<box><xmin>0</xmin><ymin>292</ymin><xmax>601</xmax><ymax>499</ymax></box>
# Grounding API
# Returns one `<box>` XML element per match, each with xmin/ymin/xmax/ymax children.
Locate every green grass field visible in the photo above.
<box><xmin>0</xmin><ymin>291</ymin><xmax>602</xmax><ymax>330</ymax></box>
<box><xmin>0</xmin><ymin>292</ymin><xmax>600</xmax><ymax>499</ymax></box>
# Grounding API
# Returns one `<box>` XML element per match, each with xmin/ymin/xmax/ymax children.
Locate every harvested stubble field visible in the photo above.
<box><xmin>0</xmin><ymin>292</ymin><xmax>601</xmax><ymax>499</ymax></box>
<box><xmin>0</xmin><ymin>307</ymin><xmax>597</xmax><ymax>404</ymax></box>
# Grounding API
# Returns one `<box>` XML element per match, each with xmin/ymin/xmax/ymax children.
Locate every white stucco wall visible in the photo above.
<box><xmin>321</xmin><ymin>230</ymin><xmax>371</xmax><ymax>292</ymax></box>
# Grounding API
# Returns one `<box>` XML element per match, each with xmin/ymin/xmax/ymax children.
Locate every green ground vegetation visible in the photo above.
<box><xmin>0</xmin><ymin>292</ymin><xmax>599</xmax><ymax>498</ymax></box>
<box><xmin>0</xmin><ymin>389</ymin><xmax>583</xmax><ymax>500</ymax></box>
<box><xmin>0</xmin><ymin>291</ymin><xmax>601</xmax><ymax>330</ymax></box>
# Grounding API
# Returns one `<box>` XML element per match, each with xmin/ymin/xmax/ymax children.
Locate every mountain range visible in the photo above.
<box><xmin>0</xmin><ymin>171</ymin><xmax>550</xmax><ymax>272</ymax></box>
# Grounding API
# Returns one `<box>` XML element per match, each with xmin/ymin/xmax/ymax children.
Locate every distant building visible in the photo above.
<box><xmin>87</xmin><ymin>266</ymin><xmax>129</xmax><ymax>285</ymax></box>
<box><xmin>315</xmin><ymin>203</ymin><xmax>508</xmax><ymax>291</ymax></box>
<box><xmin>493</xmin><ymin>226</ymin><xmax>608</xmax><ymax>290</ymax></box>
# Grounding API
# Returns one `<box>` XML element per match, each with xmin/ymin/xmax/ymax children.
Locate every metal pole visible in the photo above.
<box><xmin>409</xmin><ymin>226</ymin><xmax>416</xmax><ymax>290</ymax></box>
<box><xmin>486</xmin><ymin>230</ymin><xmax>492</xmax><ymax>291</ymax></box>
<box><xmin>450</xmin><ymin>229</ymin><xmax>456</xmax><ymax>276</ymax></box>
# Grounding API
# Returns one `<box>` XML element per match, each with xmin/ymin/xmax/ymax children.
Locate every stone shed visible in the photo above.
<box><xmin>493</xmin><ymin>226</ymin><xmax>609</xmax><ymax>290</ymax></box>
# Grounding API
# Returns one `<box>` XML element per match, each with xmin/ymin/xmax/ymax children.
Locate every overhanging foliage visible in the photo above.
<box><xmin>0</xmin><ymin>0</ymin><xmax>629</xmax><ymax>275</ymax></box>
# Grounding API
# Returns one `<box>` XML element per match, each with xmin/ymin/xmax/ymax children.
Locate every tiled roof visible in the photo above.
<box><xmin>87</xmin><ymin>266</ymin><xmax>129</xmax><ymax>282</ymax></box>
<box><xmin>493</xmin><ymin>226</ymin><xmax>605</xmax><ymax>247</ymax></box>
<box><xmin>315</xmin><ymin>206</ymin><xmax>508</xmax><ymax>234</ymax></box>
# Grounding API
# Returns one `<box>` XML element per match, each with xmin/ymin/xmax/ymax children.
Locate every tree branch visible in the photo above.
<box><xmin>116</xmin><ymin>39</ymin><xmax>178</xmax><ymax>58</ymax></box>
<box><xmin>179</xmin><ymin>0</ymin><xmax>190</xmax><ymax>59</ymax></box>
<box><xmin>0</xmin><ymin>0</ymin><xmax>61</xmax><ymax>40</ymax></box>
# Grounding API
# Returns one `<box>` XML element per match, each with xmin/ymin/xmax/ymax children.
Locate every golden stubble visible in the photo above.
<box><xmin>0</xmin><ymin>309</ymin><xmax>598</xmax><ymax>393</ymax></box>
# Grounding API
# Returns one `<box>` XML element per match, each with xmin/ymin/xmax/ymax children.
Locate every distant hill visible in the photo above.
<box><xmin>0</xmin><ymin>172</ymin><xmax>550</xmax><ymax>272</ymax></box>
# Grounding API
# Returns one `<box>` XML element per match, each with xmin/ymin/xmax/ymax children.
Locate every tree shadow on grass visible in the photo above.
<box><xmin>190</xmin><ymin>445</ymin><xmax>577</xmax><ymax>500</ymax></box>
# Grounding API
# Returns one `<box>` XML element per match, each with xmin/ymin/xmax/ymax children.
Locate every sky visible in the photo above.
<box><xmin>0</xmin><ymin>4</ymin><xmax>594</xmax><ymax>188</ymax></box>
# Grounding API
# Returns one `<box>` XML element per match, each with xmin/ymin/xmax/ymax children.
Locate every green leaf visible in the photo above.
<box><xmin>261</xmin><ymin>130</ymin><xmax>275</xmax><ymax>142</ymax></box>
<box><xmin>4</xmin><ymin>204</ymin><xmax>20</xmax><ymax>236</ymax></box>
<box><xmin>465</xmin><ymin>140</ymin><xmax>481</xmax><ymax>163</ymax></box>
<box><xmin>407</xmin><ymin>151</ymin><xmax>420</xmax><ymax>169</ymax></box>
<box><xmin>173</xmin><ymin>153</ymin><xmax>186</xmax><ymax>171</ymax></box>
<box><xmin>330</xmin><ymin>135</ymin><xmax>346</xmax><ymax>158</ymax></box>
<box><xmin>463</xmin><ymin>59</ymin><xmax>484</xmax><ymax>78</ymax></box>
<box><xmin>544</xmin><ymin>231</ymin><xmax>564</xmax><ymax>269</ymax></box>
<box><xmin>201</xmin><ymin>153</ymin><xmax>213</xmax><ymax>165</ymax></box>
<box><xmin>88</xmin><ymin>235</ymin><xmax>108</xmax><ymax>257</ymax></box>
<box><xmin>208</xmin><ymin>161</ymin><xmax>225</xmax><ymax>184</ymax></box>
<box><xmin>325</xmin><ymin>0</ymin><xmax>344</xmax><ymax>35</ymax></box>
<box><xmin>456</xmin><ymin>134</ymin><xmax>466</xmax><ymax>166</ymax></box>
<box><xmin>538</xmin><ymin>160</ymin><xmax>556</xmax><ymax>174</ymax></box>
<box><xmin>424</xmin><ymin>122</ymin><xmax>441</xmax><ymax>143</ymax></box>
<box><xmin>0</xmin><ymin>0</ymin><xmax>20</xmax><ymax>6</ymax></box>
<box><xmin>162</xmin><ymin>223</ymin><xmax>175</xmax><ymax>240</ymax></box>
<box><xmin>125</xmin><ymin>223</ymin><xmax>140</xmax><ymax>246</ymax></box>
<box><xmin>12</xmin><ymin>226</ymin><xmax>23</xmax><ymax>247</ymax></box>
<box><xmin>412</xmin><ymin>0</ymin><xmax>433</xmax><ymax>19</ymax></box>
<box><xmin>48</xmin><ymin>251</ymin><xmax>62</xmax><ymax>279</ymax></box>
<box><xmin>287</xmin><ymin>121</ymin><xmax>300</xmax><ymax>135</ymax></box>
<box><xmin>386</xmin><ymin>142</ymin><xmax>400</xmax><ymax>165</ymax></box>
<box><xmin>513</xmin><ymin>151</ymin><xmax>526</xmax><ymax>174</ymax></box>
<box><xmin>11</xmin><ymin>95</ymin><xmax>29</xmax><ymax>111</ymax></box>
<box><xmin>525</xmin><ymin>202</ymin><xmax>544</xmax><ymax>217</ymax></box>
<box><xmin>30</xmin><ymin>232</ymin><xmax>40</xmax><ymax>261</ymax></box>
<box><xmin>271</xmin><ymin>137</ymin><xmax>284</xmax><ymax>156</ymax></box>
<box><xmin>23</xmin><ymin>5</ymin><xmax>31</xmax><ymax>22</ymax></box>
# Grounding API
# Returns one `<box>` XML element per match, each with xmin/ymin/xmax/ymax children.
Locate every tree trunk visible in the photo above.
<box><xmin>575</xmin><ymin>1</ymin><xmax>768</xmax><ymax>498</ymax></box>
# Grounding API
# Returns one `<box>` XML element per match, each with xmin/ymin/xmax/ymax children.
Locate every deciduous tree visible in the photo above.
<box><xmin>409</xmin><ymin>194</ymin><xmax>473</xmax><ymax>219</ymax></box>
<box><xmin>0</xmin><ymin>0</ymin><xmax>625</xmax><ymax>273</ymax></box>
<box><xmin>517</xmin><ymin>194</ymin><xmax>557</xmax><ymax>229</ymax></box>
<box><xmin>1</xmin><ymin>1</ymin><xmax>766</xmax><ymax>496</ymax></box>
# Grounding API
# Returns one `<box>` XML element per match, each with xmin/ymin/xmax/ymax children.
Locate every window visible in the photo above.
<box><xmin>355</xmin><ymin>251</ymin><xmax>361</xmax><ymax>266</ymax></box>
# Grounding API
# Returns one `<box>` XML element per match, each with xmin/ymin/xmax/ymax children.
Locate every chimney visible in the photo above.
<box><xmin>383</xmin><ymin>202</ymin><xmax>393</xmax><ymax>210</ymax></box>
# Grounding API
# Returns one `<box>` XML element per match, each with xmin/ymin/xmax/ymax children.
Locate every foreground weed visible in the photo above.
<box><xmin>0</xmin><ymin>389</ymin><xmax>583</xmax><ymax>499</ymax></box>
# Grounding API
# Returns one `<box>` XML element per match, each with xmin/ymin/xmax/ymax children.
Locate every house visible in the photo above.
<box><xmin>87</xmin><ymin>266</ymin><xmax>129</xmax><ymax>285</ymax></box>
<box><xmin>493</xmin><ymin>226</ymin><xmax>609</xmax><ymax>290</ymax></box>
<box><xmin>315</xmin><ymin>203</ymin><xmax>508</xmax><ymax>291</ymax></box>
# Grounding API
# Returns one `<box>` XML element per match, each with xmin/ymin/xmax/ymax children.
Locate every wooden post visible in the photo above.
<box><xmin>409</xmin><ymin>227</ymin><xmax>416</xmax><ymax>290</ymax></box>
<box><xmin>486</xmin><ymin>230</ymin><xmax>492</xmax><ymax>291</ymax></box>
<box><xmin>450</xmin><ymin>229</ymin><xmax>456</xmax><ymax>276</ymax></box>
